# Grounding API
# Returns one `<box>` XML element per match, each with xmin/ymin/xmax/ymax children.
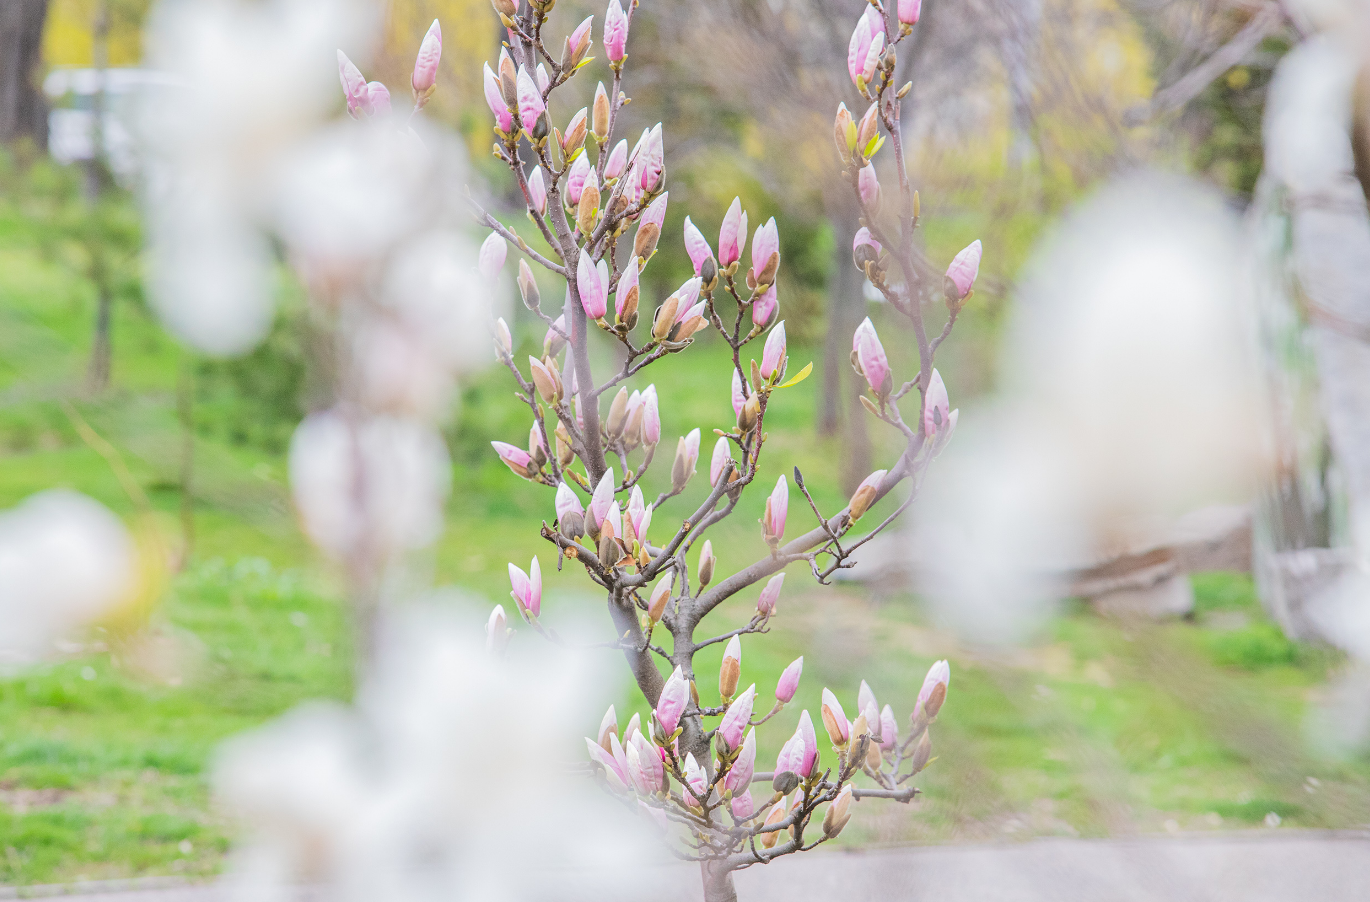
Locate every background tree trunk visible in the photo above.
<box><xmin>819</xmin><ymin>207</ymin><xmax>873</xmax><ymax>493</ymax></box>
<box><xmin>0</xmin><ymin>0</ymin><xmax>51</xmax><ymax>148</ymax></box>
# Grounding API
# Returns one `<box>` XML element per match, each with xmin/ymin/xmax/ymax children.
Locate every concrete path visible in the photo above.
<box><xmin>6</xmin><ymin>831</ymin><xmax>1369</xmax><ymax>901</ymax></box>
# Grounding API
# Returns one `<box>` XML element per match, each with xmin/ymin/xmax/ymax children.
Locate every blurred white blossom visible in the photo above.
<box><xmin>0</xmin><ymin>491</ymin><xmax>137</xmax><ymax>665</ymax></box>
<box><xmin>915</xmin><ymin>173</ymin><xmax>1264</xmax><ymax>642</ymax></box>
<box><xmin>288</xmin><ymin>411</ymin><xmax>451</xmax><ymax>562</ymax></box>
<box><xmin>215</xmin><ymin>605</ymin><xmax>655</xmax><ymax>901</ymax></box>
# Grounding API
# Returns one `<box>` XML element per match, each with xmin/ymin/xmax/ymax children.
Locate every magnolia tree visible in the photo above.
<box><xmin>456</xmin><ymin>0</ymin><xmax>979</xmax><ymax>898</ymax></box>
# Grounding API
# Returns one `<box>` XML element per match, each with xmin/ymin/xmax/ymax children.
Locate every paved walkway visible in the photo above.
<box><xmin>6</xmin><ymin>831</ymin><xmax>1369</xmax><ymax>901</ymax></box>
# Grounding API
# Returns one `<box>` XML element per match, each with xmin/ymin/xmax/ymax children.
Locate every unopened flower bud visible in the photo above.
<box><xmin>493</xmin><ymin>317</ymin><xmax>513</xmax><ymax>361</ymax></box>
<box><xmin>761</xmin><ymin>475</ymin><xmax>788</xmax><ymax>545</ymax></box>
<box><xmin>656</xmin><ymin>666</ymin><xmax>689</xmax><ymax>735</ymax></box>
<box><xmin>700</xmin><ymin>255</ymin><xmax>719</xmax><ymax>292</ymax></box>
<box><xmin>834</xmin><ymin>102</ymin><xmax>855</xmax><ymax>164</ymax></box>
<box><xmin>486</xmin><ymin>604</ymin><xmax>510</xmax><ymax>652</ymax></box>
<box><xmin>671</xmin><ymin>428</ymin><xmax>700</xmax><ymax>493</ymax></box>
<box><xmin>760</xmin><ymin>320</ymin><xmax>787</xmax><ymax>381</ymax></box>
<box><xmin>517</xmin><ymin>259</ymin><xmax>541</xmax><ymax>311</ymax></box>
<box><xmin>944</xmin><ymin>239</ymin><xmax>982</xmax><ymax>302</ymax></box>
<box><xmin>852</xmin><ymin>317</ymin><xmax>892</xmax><ymax>399</ymax></box>
<box><xmin>910</xmin><ymin>729</ymin><xmax>932</xmax><ymax>773</ymax></box>
<box><xmin>529</xmin><ymin>355</ymin><xmax>562</xmax><ymax>403</ymax></box>
<box><xmin>499</xmin><ymin>54</ymin><xmax>518</xmax><ymax>107</ymax></box>
<box><xmin>756</xmin><ymin>572</ymin><xmax>784</xmax><ymax>617</ymax></box>
<box><xmin>821</xmin><ymin>688</ymin><xmax>850</xmax><ymax>746</ymax></box>
<box><xmin>899</xmin><ymin>0</ymin><xmax>922</xmax><ymax>25</ymax></box>
<box><xmin>858</xmin><ymin>162</ymin><xmax>880</xmax><ymax>210</ymax></box>
<box><xmin>737</xmin><ymin>393</ymin><xmax>760</xmax><ymax>434</ymax></box>
<box><xmin>648</xmin><ymin>572</ymin><xmax>673</xmax><ymax>623</ymax></box>
<box><xmin>577</xmin><ymin>171</ymin><xmax>601</xmax><ymax>234</ymax></box>
<box><xmin>544</xmin><ymin>314</ymin><xmax>568</xmax><ymax>358</ymax></box>
<box><xmin>605</xmin><ymin>386</ymin><xmax>630</xmax><ymax>440</ymax></box>
<box><xmin>562</xmin><ymin>107</ymin><xmax>589</xmax><ymax>157</ymax></box>
<box><xmin>856</xmin><ymin>103</ymin><xmax>880</xmax><ymax>152</ymax></box>
<box><xmin>848</xmin><ymin>469</ymin><xmax>886</xmax><ymax>521</ymax></box>
<box><xmin>776</xmin><ymin>656</ymin><xmax>802</xmax><ymax>704</ymax></box>
<box><xmin>411</xmin><ymin>20</ymin><xmax>442</xmax><ymax>102</ymax></box>
<box><xmin>634</xmin><ymin>222</ymin><xmax>661</xmax><ymax>262</ymax></box>
<box><xmin>492</xmin><ymin>441</ymin><xmax>535</xmax><ymax>479</ymax></box>
<box><xmin>479</xmin><ymin>232</ymin><xmax>507</xmax><ymax>280</ymax></box>
<box><xmin>555</xmin><ymin>420</ymin><xmax>575</xmax><ymax>468</ymax></box>
<box><xmin>604</xmin><ymin>0</ymin><xmax>629</xmax><ymax>64</ymax></box>
<box><xmin>822</xmin><ymin>784</ymin><xmax>853</xmax><ymax>837</ymax></box>
<box><xmin>491</xmin><ymin>0</ymin><xmax>517</xmax><ymax>17</ymax></box>
<box><xmin>652</xmin><ymin>295</ymin><xmax>680</xmax><ymax>342</ymax></box>
<box><xmin>913</xmin><ymin>659</ymin><xmax>951</xmax><ymax>724</ymax></box>
<box><xmin>593</xmin><ymin>81</ymin><xmax>611</xmax><ymax>140</ymax></box>
<box><xmin>719</xmin><ymin>636</ymin><xmax>742</xmax><ymax>700</ymax></box>
<box><xmin>697</xmin><ymin>539</ymin><xmax>715</xmax><ymax>588</ymax></box>
<box><xmin>597</xmin><ymin>704</ymin><xmax>618</xmax><ymax>752</ymax></box>
<box><xmin>599</xmin><ymin>532</ymin><xmax>622</xmax><ymax>568</ymax></box>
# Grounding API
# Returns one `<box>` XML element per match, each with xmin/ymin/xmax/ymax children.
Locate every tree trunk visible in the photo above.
<box><xmin>819</xmin><ymin>207</ymin><xmax>872</xmax><ymax>493</ymax></box>
<box><xmin>700</xmin><ymin>860</ymin><xmax>738</xmax><ymax>902</ymax></box>
<box><xmin>0</xmin><ymin>0</ymin><xmax>50</xmax><ymax>148</ymax></box>
<box><xmin>87</xmin><ymin>281</ymin><xmax>113</xmax><ymax>392</ymax></box>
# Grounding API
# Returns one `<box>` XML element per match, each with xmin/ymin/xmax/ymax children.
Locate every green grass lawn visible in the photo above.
<box><xmin>2</xmin><ymin>176</ymin><xmax>1369</xmax><ymax>886</ymax></box>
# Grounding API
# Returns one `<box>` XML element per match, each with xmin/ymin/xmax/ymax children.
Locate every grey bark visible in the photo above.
<box><xmin>0</xmin><ymin>0</ymin><xmax>50</xmax><ymax>148</ymax></box>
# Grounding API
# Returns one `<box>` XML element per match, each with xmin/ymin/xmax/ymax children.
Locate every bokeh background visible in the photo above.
<box><xmin>1</xmin><ymin>0</ymin><xmax>1366</xmax><ymax>888</ymax></box>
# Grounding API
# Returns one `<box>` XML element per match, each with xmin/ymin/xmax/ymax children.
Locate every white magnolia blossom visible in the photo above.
<box><xmin>288</xmin><ymin>411</ymin><xmax>451</xmax><ymax>562</ymax></box>
<box><xmin>0</xmin><ymin>491</ymin><xmax>137</xmax><ymax>665</ymax></box>
<box><xmin>215</xmin><ymin>606</ymin><xmax>655</xmax><ymax>901</ymax></box>
<box><xmin>916</xmin><ymin>173</ymin><xmax>1264</xmax><ymax>642</ymax></box>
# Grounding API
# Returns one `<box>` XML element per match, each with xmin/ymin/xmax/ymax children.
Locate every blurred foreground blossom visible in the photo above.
<box><xmin>915</xmin><ymin>173</ymin><xmax>1265</xmax><ymax>643</ymax></box>
<box><xmin>288</xmin><ymin>412</ymin><xmax>451</xmax><ymax>564</ymax></box>
<box><xmin>215</xmin><ymin>606</ymin><xmax>654</xmax><ymax>902</ymax></box>
<box><xmin>0</xmin><ymin>491</ymin><xmax>137</xmax><ymax>665</ymax></box>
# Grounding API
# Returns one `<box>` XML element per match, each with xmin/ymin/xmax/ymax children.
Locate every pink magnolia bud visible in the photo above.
<box><xmin>846</xmin><ymin>14</ymin><xmax>872</xmax><ymax>86</ymax></box>
<box><xmin>923</xmin><ymin>368</ymin><xmax>950</xmax><ymax>438</ymax></box>
<box><xmin>337</xmin><ymin>51</ymin><xmax>369</xmax><ymax>118</ymax></box>
<box><xmin>672</xmin><ymin>277</ymin><xmax>703</xmax><ymax>314</ymax></box>
<box><xmin>585</xmin><ymin>737</ymin><xmax>628</xmax><ymax>790</ymax></box>
<box><xmin>823</xmin><ymin>784</ymin><xmax>853</xmax><ymax>837</ymax></box>
<box><xmin>756</xmin><ymin>572</ymin><xmax>784</xmax><ymax>616</ymax></box>
<box><xmin>604</xmin><ymin>0</ymin><xmax>629</xmax><ymax>63</ymax></box>
<box><xmin>656</xmin><ymin>665</ymin><xmax>689</xmax><ymax>735</ymax></box>
<box><xmin>567</xmin><ymin>15</ymin><xmax>594</xmax><ymax>60</ymax></box>
<box><xmin>683</xmin><ymin>753</ymin><xmax>708</xmax><ymax>805</ymax></box>
<box><xmin>672</xmin><ymin>428</ymin><xmax>701</xmax><ymax>492</ymax></box>
<box><xmin>945</xmin><ymin>238</ymin><xmax>982</xmax><ymax>301</ymax></box>
<box><xmin>602</xmin><ymin>499</ymin><xmax>622</xmax><ymax>543</ymax></box>
<box><xmin>544</xmin><ymin>314</ymin><xmax>568</xmax><ymax>357</ymax></box>
<box><xmin>752</xmin><ymin>283</ymin><xmax>778</xmax><ymax>327</ymax></box>
<box><xmin>913</xmin><ymin>659</ymin><xmax>951</xmax><ymax>722</ymax></box>
<box><xmin>494</xmin><ymin>317</ymin><xmax>513</xmax><ymax>360</ymax></box>
<box><xmin>624</xmin><ymin>739</ymin><xmax>651</xmax><ymax>794</ymax></box>
<box><xmin>624</xmin><ymin>712</ymin><xmax>641</xmax><ymax>744</ymax></box>
<box><xmin>852</xmin><ymin>317</ymin><xmax>892</xmax><ymax>398</ymax></box>
<box><xmin>630</xmin><ymin>731</ymin><xmax>664</xmax><ymax>792</ymax></box>
<box><xmin>863</xmin><ymin>30</ymin><xmax>885</xmax><ymax>83</ymax></box>
<box><xmin>642</xmin><ymin>384</ymin><xmax>660</xmax><ymax>446</ymax></box>
<box><xmin>820</xmin><ymin>688</ymin><xmax>850</xmax><ymax>745</ymax></box>
<box><xmin>626</xmin><ymin>486</ymin><xmax>648</xmax><ymax>541</ymax></box>
<box><xmin>776</xmin><ymin>656</ymin><xmax>803</xmax><ymax>704</ymax></box>
<box><xmin>760</xmin><ymin>320</ymin><xmax>787</xmax><ymax>380</ymax></box>
<box><xmin>726</xmin><ymin>728</ymin><xmax>756</xmax><ymax>793</ymax></box>
<box><xmin>718</xmin><ymin>197</ymin><xmax>748</xmax><ymax>269</ymax></box>
<box><xmin>710</xmin><ymin>436</ymin><xmax>731</xmax><ymax>487</ymax></box>
<box><xmin>718</xmin><ymin>682</ymin><xmax>754</xmax><ymax>749</ymax></box>
<box><xmin>762</xmin><ymin>475</ymin><xmax>788</xmax><ymax>544</ymax></box>
<box><xmin>750</xmin><ymin>218</ymin><xmax>780</xmax><ymax>284</ymax></box>
<box><xmin>776</xmin><ymin>733</ymin><xmax>803</xmax><ymax>778</ymax></box>
<box><xmin>597</xmin><ymin>704</ymin><xmax>618</xmax><ymax>751</ymax></box>
<box><xmin>534</xmin><ymin>63</ymin><xmax>550</xmax><ymax>94</ymax></box>
<box><xmin>590</xmin><ymin>468</ymin><xmax>616</xmax><ymax>532</ymax></box>
<box><xmin>640</xmin><ymin>191</ymin><xmax>669</xmax><ymax>233</ymax></box>
<box><xmin>853</xmin><ymin>226</ymin><xmax>881</xmax><ymax>257</ymax></box>
<box><xmin>577</xmin><ymin>250</ymin><xmax>609</xmax><ymax>319</ymax></box>
<box><xmin>411</xmin><ymin>19</ymin><xmax>442</xmax><ymax>96</ymax></box>
<box><xmin>507</xmin><ymin>558</ymin><xmax>542</xmax><ymax>618</ymax></box>
<box><xmin>366</xmin><ymin>82</ymin><xmax>391</xmax><ymax>115</ymax></box>
<box><xmin>482</xmin><ymin>63</ymin><xmax>513</xmax><ymax>132</ymax></box>
<box><xmin>567</xmin><ymin>153</ymin><xmax>591</xmax><ymax>205</ymax></box>
<box><xmin>479</xmin><ymin>232</ymin><xmax>507</xmax><ymax>280</ymax></box>
<box><xmin>527</xmin><ymin>167</ymin><xmax>547</xmax><ymax>215</ymax></box>
<box><xmin>486</xmin><ymin>604</ymin><xmax>509</xmax><ymax>651</ymax></box>
<box><xmin>858</xmin><ymin>680</ymin><xmax>878</xmax><ymax>725</ymax></box>
<box><xmin>899</xmin><ymin>0</ymin><xmax>923</xmax><ymax>25</ymax></box>
<box><xmin>730</xmin><ymin>789</ymin><xmax>755</xmax><ymax>820</ymax></box>
<box><xmin>605</xmin><ymin>139</ymin><xmax>628</xmax><ymax>180</ymax></box>
<box><xmin>615</xmin><ymin>257</ymin><xmax>640</xmax><ymax>317</ymax></box>
<box><xmin>858</xmin><ymin>163</ymin><xmax>880</xmax><ymax>209</ymax></box>
<box><xmin>492</xmin><ymin>440</ymin><xmax>534</xmax><ymax>477</ymax></box>
<box><xmin>515</xmin><ymin>66</ymin><xmax>545</xmax><ymax>131</ymax></box>
<box><xmin>683</xmin><ymin>216</ymin><xmax>714</xmax><ymax>276</ymax></box>
<box><xmin>555</xmin><ymin>481</ymin><xmax>584</xmax><ymax>522</ymax></box>
<box><xmin>639</xmin><ymin>123</ymin><xmax>664</xmax><ymax>192</ymax></box>
<box><xmin>880</xmin><ymin>703</ymin><xmax>898</xmax><ymax>751</ymax></box>
<box><xmin>731</xmin><ymin>369</ymin><xmax>745</xmax><ymax>419</ymax></box>
<box><xmin>797</xmin><ymin>709</ymin><xmax>818</xmax><ymax>776</ymax></box>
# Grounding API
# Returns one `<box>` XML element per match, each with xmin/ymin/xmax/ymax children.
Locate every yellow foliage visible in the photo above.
<box><xmin>44</xmin><ymin>0</ymin><xmax>148</xmax><ymax>67</ymax></box>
